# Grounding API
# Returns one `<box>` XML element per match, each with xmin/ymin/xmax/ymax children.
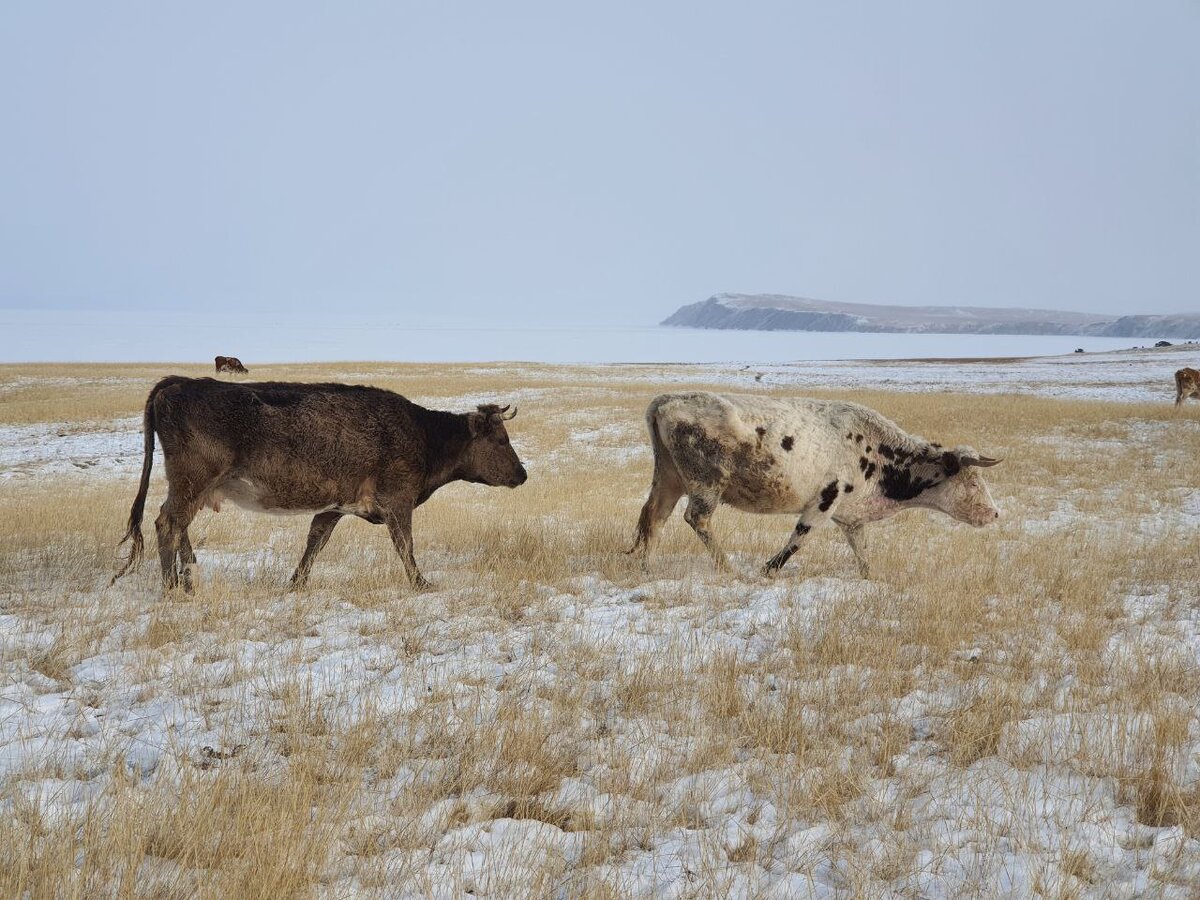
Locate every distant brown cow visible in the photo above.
<box><xmin>215</xmin><ymin>356</ymin><xmax>248</xmax><ymax>374</ymax></box>
<box><xmin>1176</xmin><ymin>368</ymin><xmax>1200</xmax><ymax>407</ymax></box>
<box><xmin>112</xmin><ymin>376</ymin><xmax>528</xmax><ymax>591</ymax></box>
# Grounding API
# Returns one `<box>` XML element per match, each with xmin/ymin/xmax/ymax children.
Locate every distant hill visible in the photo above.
<box><xmin>662</xmin><ymin>294</ymin><xmax>1200</xmax><ymax>339</ymax></box>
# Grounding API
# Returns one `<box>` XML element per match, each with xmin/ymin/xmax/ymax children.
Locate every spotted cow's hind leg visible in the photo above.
<box><xmin>836</xmin><ymin>521</ymin><xmax>870</xmax><ymax>578</ymax></box>
<box><xmin>627</xmin><ymin>456</ymin><xmax>685</xmax><ymax>562</ymax></box>
<box><xmin>683</xmin><ymin>491</ymin><xmax>731</xmax><ymax>572</ymax></box>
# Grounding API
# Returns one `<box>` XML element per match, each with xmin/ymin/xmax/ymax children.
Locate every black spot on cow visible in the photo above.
<box><xmin>755</xmin><ymin>426</ymin><xmax>766</xmax><ymax>438</ymax></box>
<box><xmin>865</xmin><ymin>446</ymin><xmax>872</xmax><ymax>454</ymax></box>
<box><xmin>846</xmin><ymin>432</ymin><xmax>854</xmax><ymax>440</ymax></box>
<box><xmin>855</xmin><ymin>434</ymin><xmax>864</xmax><ymax>443</ymax></box>
<box><xmin>794</xmin><ymin>522</ymin><xmax>811</xmax><ymax>535</ymax></box>
<box><xmin>818</xmin><ymin>480</ymin><xmax>839</xmax><ymax>512</ymax></box>
<box><xmin>879</xmin><ymin>445</ymin><xmax>896</xmax><ymax>460</ymax></box>
<box><xmin>941</xmin><ymin>451</ymin><xmax>961</xmax><ymax>477</ymax></box>
<box><xmin>843</xmin><ymin>483</ymin><xmax>854</xmax><ymax>493</ymax></box>
<box><xmin>781</xmin><ymin>436</ymin><xmax>794</xmax><ymax>451</ymax></box>
<box><xmin>879</xmin><ymin>459</ymin><xmax>947</xmax><ymax>501</ymax></box>
<box><xmin>864</xmin><ymin>462</ymin><xmax>876</xmax><ymax>479</ymax></box>
<box><xmin>859</xmin><ymin>456</ymin><xmax>868</xmax><ymax>471</ymax></box>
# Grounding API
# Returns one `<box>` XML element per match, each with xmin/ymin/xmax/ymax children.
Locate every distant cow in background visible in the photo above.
<box><xmin>1176</xmin><ymin>368</ymin><xmax>1200</xmax><ymax>407</ymax></box>
<box><xmin>628</xmin><ymin>392</ymin><xmax>1002</xmax><ymax>578</ymax></box>
<box><xmin>112</xmin><ymin>376</ymin><xmax>528</xmax><ymax>591</ymax></box>
<box><xmin>215</xmin><ymin>356</ymin><xmax>248</xmax><ymax>374</ymax></box>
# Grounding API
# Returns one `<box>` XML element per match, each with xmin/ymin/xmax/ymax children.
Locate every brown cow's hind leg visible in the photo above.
<box><xmin>155</xmin><ymin>494</ymin><xmax>200</xmax><ymax>591</ymax></box>
<box><xmin>291</xmin><ymin>511</ymin><xmax>343</xmax><ymax>587</ymax></box>
<box><xmin>179</xmin><ymin>529</ymin><xmax>198</xmax><ymax>592</ymax></box>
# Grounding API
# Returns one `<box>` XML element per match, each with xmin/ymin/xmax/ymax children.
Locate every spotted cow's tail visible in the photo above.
<box><xmin>627</xmin><ymin>395</ymin><xmax>685</xmax><ymax>555</ymax></box>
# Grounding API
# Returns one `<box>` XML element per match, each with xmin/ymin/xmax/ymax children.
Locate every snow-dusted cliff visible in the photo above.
<box><xmin>663</xmin><ymin>294</ymin><xmax>1200</xmax><ymax>339</ymax></box>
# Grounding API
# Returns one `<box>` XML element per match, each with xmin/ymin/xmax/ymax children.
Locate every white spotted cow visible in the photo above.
<box><xmin>627</xmin><ymin>392</ymin><xmax>1002</xmax><ymax>577</ymax></box>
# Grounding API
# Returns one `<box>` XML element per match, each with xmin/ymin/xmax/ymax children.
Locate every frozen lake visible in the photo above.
<box><xmin>0</xmin><ymin>308</ymin><xmax>1148</xmax><ymax>364</ymax></box>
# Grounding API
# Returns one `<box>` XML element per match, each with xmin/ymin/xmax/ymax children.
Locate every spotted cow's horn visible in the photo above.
<box><xmin>962</xmin><ymin>455</ymin><xmax>1002</xmax><ymax>467</ymax></box>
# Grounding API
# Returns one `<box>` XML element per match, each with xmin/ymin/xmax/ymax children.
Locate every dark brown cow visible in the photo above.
<box><xmin>112</xmin><ymin>376</ymin><xmax>527</xmax><ymax>591</ymax></box>
<box><xmin>1175</xmin><ymin>368</ymin><xmax>1200</xmax><ymax>407</ymax></box>
<box><xmin>215</xmin><ymin>355</ymin><xmax>249</xmax><ymax>374</ymax></box>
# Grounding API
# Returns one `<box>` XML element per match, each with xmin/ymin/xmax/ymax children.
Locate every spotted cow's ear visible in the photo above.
<box><xmin>941</xmin><ymin>451</ymin><xmax>962</xmax><ymax>476</ymax></box>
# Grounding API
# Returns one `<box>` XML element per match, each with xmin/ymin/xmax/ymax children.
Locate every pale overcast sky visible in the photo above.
<box><xmin>1</xmin><ymin>1</ymin><xmax>1196</xmax><ymax>325</ymax></box>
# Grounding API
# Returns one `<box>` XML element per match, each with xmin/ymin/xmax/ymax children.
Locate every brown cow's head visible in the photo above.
<box><xmin>917</xmin><ymin>447</ymin><xmax>1002</xmax><ymax>526</ymax></box>
<box><xmin>461</xmin><ymin>404</ymin><xmax>528</xmax><ymax>488</ymax></box>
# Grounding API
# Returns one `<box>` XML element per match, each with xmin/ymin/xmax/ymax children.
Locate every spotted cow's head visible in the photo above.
<box><xmin>916</xmin><ymin>447</ymin><xmax>1002</xmax><ymax>526</ymax></box>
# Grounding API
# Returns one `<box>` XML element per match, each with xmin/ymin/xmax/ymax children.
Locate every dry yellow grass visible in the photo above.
<box><xmin>1</xmin><ymin>362</ymin><xmax>1198</xmax><ymax>897</ymax></box>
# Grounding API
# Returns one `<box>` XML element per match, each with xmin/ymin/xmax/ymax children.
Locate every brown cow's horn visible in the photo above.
<box><xmin>963</xmin><ymin>455</ymin><xmax>1002</xmax><ymax>467</ymax></box>
<box><xmin>500</xmin><ymin>406</ymin><xmax>517</xmax><ymax>420</ymax></box>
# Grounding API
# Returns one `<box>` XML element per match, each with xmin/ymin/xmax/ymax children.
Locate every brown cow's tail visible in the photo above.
<box><xmin>1176</xmin><ymin>370</ymin><xmax>1186</xmax><ymax>407</ymax></box>
<box><xmin>110</xmin><ymin>382</ymin><xmax>165</xmax><ymax>584</ymax></box>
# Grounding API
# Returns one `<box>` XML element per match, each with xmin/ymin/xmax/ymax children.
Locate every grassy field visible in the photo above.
<box><xmin>1</xmin><ymin>362</ymin><xmax>1199</xmax><ymax>897</ymax></box>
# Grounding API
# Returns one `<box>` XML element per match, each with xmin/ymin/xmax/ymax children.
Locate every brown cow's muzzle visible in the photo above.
<box><xmin>511</xmin><ymin>466</ymin><xmax>528</xmax><ymax>487</ymax></box>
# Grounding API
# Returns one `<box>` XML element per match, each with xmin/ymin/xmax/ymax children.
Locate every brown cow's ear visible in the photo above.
<box><xmin>467</xmin><ymin>411</ymin><xmax>491</xmax><ymax>436</ymax></box>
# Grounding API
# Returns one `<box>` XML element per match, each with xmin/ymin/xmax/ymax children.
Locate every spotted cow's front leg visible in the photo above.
<box><xmin>763</xmin><ymin>478</ymin><xmax>845</xmax><ymax>577</ymax></box>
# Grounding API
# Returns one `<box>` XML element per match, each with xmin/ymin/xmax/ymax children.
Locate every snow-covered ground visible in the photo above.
<box><xmin>610</xmin><ymin>344</ymin><xmax>1198</xmax><ymax>404</ymax></box>
<box><xmin>2</xmin><ymin>351</ymin><xmax>1199</xmax><ymax>897</ymax></box>
<box><xmin>2</xmin><ymin>347</ymin><xmax>1195</xmax><ymax>483</ymax></box>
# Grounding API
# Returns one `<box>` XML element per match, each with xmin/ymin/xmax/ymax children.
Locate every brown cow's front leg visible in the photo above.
<box><xmin>290</xmin><ymin>511</ymin><xmax>343</xmax><ymax>588</ymax></box>
<box><xmin>385</xmin><ymin>507</ymin><xmax>431</xmax><ymax>589</ymax></box>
